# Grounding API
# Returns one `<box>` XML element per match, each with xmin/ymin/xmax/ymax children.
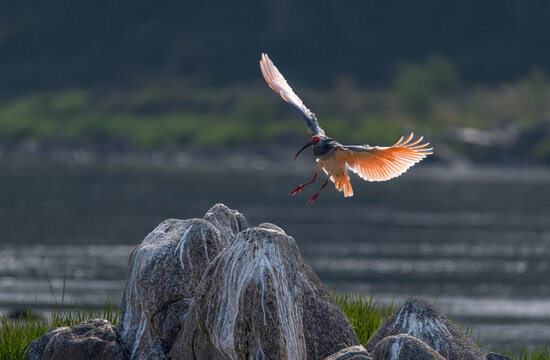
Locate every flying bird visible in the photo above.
<box><xmin>260</xmin><ymin>53</ymin><xmax>432</xmax><ymax>203</ymax></box>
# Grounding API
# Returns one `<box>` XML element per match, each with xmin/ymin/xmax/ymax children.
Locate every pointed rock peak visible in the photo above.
<box><xmin>393</xmin><ymin>297</ymin><xmax>451</xmax><ymax>342</ymax></box>
<box><xmin>367</xmin><ymin>297</ymin><xmax>484</xmax><ymax>360</ymax></box>
<box><xmin>203</xmin><ymin>203</ymin><xmax>248</xmax><ymax>244</ymax></box>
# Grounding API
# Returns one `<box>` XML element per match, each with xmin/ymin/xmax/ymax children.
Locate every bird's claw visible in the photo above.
<box><xmin>289</xmin><ymin>185</ymin><xmax>304</xmax><ymax>196</ymax></box>
<box><xmin>306</xmin><ymin>194</ymin><xmax>318</xmax><ymax>204</ymax></box>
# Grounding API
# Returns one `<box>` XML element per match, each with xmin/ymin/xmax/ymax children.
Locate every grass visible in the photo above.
<box><xmin>0</xmin><ymin>302</ymin><xmax>119</xmax><ymax>360</ymax></box>
<box><xmin>0</xmin><ymin>293</ymin><xmax>548</xmax><ymax>360</ymax></box>
<box><xmin>330</xmin><ymin>290</ymin><xmax>398</xmax><ymax>343</ymax></box>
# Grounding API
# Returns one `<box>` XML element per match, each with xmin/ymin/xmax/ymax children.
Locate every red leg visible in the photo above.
<box><xmin>307</xmin><ymin>177</ymin><xmax>330</xmax><ymax>204</ymax></box>
<box><xmin>289</xmin><ymin>163</ymin><xmax>323</xmax><ymax>196</ymax></box>
<box><xmin>289</xmin><ymin>173</ymin><xmax>318</xmax><ymax>196</ymax></box>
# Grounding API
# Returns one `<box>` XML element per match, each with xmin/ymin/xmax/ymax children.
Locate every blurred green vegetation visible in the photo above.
<box><xmin>394</xmin><ymin>56</ymin><xmax>461</xmax><ymax>117</ymax></box>
<box><xmin>1</xmin><ymin>56</ymin><xmax>550</xmax><ymax>161</ymax></box>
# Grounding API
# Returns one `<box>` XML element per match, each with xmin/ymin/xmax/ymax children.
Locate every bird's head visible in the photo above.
<box><xmin>294</xmin><ymin>135</ymin><xmax>323</xmax><ymax>160</ymax></box>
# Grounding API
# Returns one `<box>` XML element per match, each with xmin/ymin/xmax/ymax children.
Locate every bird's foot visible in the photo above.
<box><xmin>289</xmin><ymin>185</ymin><xmax>304</xmax><ymax>196</ymax></box>
<box><xmin>306</xmin><ymin>194</ymin><xmax>319</xmax><ymax>204</ymax></box>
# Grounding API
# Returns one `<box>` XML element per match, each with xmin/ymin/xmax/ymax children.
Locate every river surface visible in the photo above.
<box><xmin>1</xmin><ymin>158</ymin><xmax>549</xmax><ymax>351</ymax></box>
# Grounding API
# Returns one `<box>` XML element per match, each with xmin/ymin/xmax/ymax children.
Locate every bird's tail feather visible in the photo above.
<box><xmin>331</xmin><ymin>172</ymin><xmax>354</xmax><ymax>197</ymax></box>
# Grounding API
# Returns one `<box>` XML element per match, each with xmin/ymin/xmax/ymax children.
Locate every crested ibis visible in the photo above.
<box><xmin>260</xmin><ymin>53</ymin><xmax>432</xmax><ymax>203</ymax></box>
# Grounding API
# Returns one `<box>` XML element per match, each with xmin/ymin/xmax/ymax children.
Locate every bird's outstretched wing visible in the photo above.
<box><xmin>260</xmin><ymin>53</ymin><xmax>325</xmax><ymax>136</ymax></box>
<box><xmin>333</xmin><ymin>133</ymin><xmax>432</xmax><ymax>182</ymax></box>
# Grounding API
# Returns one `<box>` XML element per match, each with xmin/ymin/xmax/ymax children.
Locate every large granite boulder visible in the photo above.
<box><xmin>372</xmin><ymin>334</ymin><xmax>445</xmax><ymax>360</ymax></box>
<box><xmin>117</xmin><ymin>203</ymin><xmax>246</xmax><ymax>358</ymax></box>
<box><xmin>366</xmin><ymin>297</ymin><xmax>484</xmax><ymax>360</ymax></box>
<box><xmin>170</xmin><ymin>226</ymin><xmax>360</xmax><ymax>359</ymax></box>
<box><xmin>323</xmin><ymin>345</ymin><xmax>372</xmax><ymax>360</ymax></box>
<box><xmin>25</xmin><ymin>319</ymin><xmax>127</xmax><ymax>360</ymax></box>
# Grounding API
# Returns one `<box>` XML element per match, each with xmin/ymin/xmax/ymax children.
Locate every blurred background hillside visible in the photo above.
<box><xmin>1</xmin><ymin>0</ymin><xmax>550</xmax><ymax>163</ymax></box>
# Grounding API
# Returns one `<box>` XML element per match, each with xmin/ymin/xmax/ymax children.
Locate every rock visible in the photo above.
<box><xmin>366</xmin><ymin>297</ymin><xmax>484</xmax><ymax>360</ymax></box>
<box><xmin>324</xmin><ymin>345</ymin><xmax>372</xmax><ymax>359</ymax></box>
<box><xmin>150</xmin><ymin>298</ymin><xmax>192</xmax><ymax>351</ymax></box>
<box><xmin>25</xmin><ymin>319</ymin><xmax>127</xmax><ymax>360</ymax></box>
<box><xmin>203</xmin><ymin>203</ymin><xmax>248</xmax><ymax>245</ymax></box>
<box><xmin>118</xmin><ymin>204</ymin><xmax>237</xmax><ymax>358</ymax></box>
<box><xmin>170</xmin><ymin>226</ymin><xmax>359</xmax><ymax>359</ymax></box>
<box><xmin>486</xmin><ymin>353</ymin><xmax>512</xmax><ymax>360</ymax></box>
<box><xmin>139</xmin><ymin>338</ymin><xmax>170</xmax><ymax>360</ymax></box>
<box><xmin>258</xmin><ymin>222</ymin><xmax>286</xmax><ymax>234</ymax></box>
<box><xmin>25</xmin><ymin>327</ymin><xmax>69</xmax><ymax>360</ymax></box>
<box><xmin>372</xmin><ymin>334</ymin><xmax>446</xmax><ymax>360</ymax></box>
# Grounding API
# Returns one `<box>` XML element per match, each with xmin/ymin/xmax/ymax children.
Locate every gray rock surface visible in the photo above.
<box><xmin>372</xmin><ymin>334</ymin><xmax>446</xmax><ymax>360</ymax></box>
<box><xmin>366</xmin><ymin>297</ymin><xmax>484</xmax><ymax>360</ymax></box>
<box><xmin>139</xmin><ymin>338</ymin><xmax>170</xmax><ymax>360</ymax></box>
<box><xmin>25</xmin><ymin>327</ymin><xmax>69</xmax><ymax>360</ymax></box>
<box><xmin>324</xmin><ymin>345</ymin><xmax>372</xmax><ymax>360</ymax></box>
<box><xmin>486</xmin><ymin>353</ymin><xmax>512</xmax><ymax>360</ymax></box>
<box><xmin>203</xmin><ymin>203</ymin><xmax>248</xmax><ymax>245</ymax></box>
<box><xmin>117</xmin><ymin>203</ymin><xmax>243</xmax><ymax>358</ymax></box>
<box><xmin>26</xmin><ymin>319</ymin><xmax>127</xmax><ymax>360</ymax></box>
<box><xmin>258</xmin><ymin>222</ymin><xmax>286</xmax><ymax>234</ymax></box>
<box><xmin>170</xmin><ymin>225</ymin><xmax>359</xmax><ymax>359</ymax></box>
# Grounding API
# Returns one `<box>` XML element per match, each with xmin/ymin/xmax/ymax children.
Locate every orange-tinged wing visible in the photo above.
<box><xmin>334</xmin><ymin>133</ymin><xmax>433</xmax><ymax>182</ymax></box>
<box><xmin>260</xmin><ymin>53</ymin><xmax>325</xmax><ymax>135</ymax></box>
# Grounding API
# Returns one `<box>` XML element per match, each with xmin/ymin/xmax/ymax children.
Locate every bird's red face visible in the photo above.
<box><xmin>294</xmin><ymin>136</ymin><xmax>320</xmax><ymax>160</ymax></box>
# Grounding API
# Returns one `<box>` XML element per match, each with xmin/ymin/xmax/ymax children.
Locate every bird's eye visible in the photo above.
<box><xmin>312</xmin><ymin>136</ymin><xmax>320</xmax><ymax>144</ymax></box>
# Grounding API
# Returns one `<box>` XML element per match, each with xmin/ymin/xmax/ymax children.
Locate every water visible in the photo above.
<box><xmin>1</xmin><ymin>158</ymin><xmax>549</xmax><ymax>350</ymax></box>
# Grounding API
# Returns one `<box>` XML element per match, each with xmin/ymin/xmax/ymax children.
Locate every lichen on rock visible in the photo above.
<box><xmin>323</xmin><ymin>345</ymin><xmax>372</xmax><ymax>360</ymax></box>
<box><xmin>366</xmin><ymin>297</ymin><xmax>484</xmax><ymax>360</ymax></box>
<box><xmin>170</xmin><ymin>225</ymin><xmax>359</xmax><ymax>359</ymax></box>
<box><xmin>26</xmin><ymin>319</ymin><xmax>127</xmax><ymax>360</ymax></box>
<box><xmin>372</xmin><ymin>334</ymin><xmax>445</xmax><ymax>360</ymax></box>
<box><xmin>118</xmin><ymin>204</ymin><xmax>242</xmax><ymax>358</ymax></box>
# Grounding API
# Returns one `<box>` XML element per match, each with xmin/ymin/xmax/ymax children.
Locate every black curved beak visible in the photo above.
<box><xmin>294</xmin><ymin>141</ymin><xmax>313</xmax><ymax>160</ymax></box>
